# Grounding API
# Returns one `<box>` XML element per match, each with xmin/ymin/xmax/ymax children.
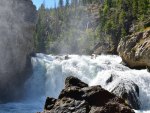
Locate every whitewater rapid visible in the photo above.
<box><xmin>0</xmin><ymin>53</ymin><xmax>150</xmax><ymax>113</ymax></box>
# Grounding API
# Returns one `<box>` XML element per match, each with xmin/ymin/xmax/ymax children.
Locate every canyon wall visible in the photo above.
<box><xmin>118</xmin><ymin>29</ymin><xmax>150</xmax><ymax>69</ymax></box>
<box><xmin>0</xmin><ymin>0</ymin><xmax>37</xmax><ymax>102</ymax></box>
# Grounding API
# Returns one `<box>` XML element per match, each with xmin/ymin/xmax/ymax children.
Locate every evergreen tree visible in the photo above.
<box><xmin>71</xmin><ymin>0</ymin><xmax>78</xmax><ymax>6</ymax></box>
<box><xmin>33</xmin><ymin>0</ymin><xmax>149</xmax><ymax>54</ymax></box>
<box><xmin>59</xmin><ymin>0</ymin><xmax>64</xmax><ymax>7</ymax></box>
<box><xmin>132</xmin><ymin>0</ymin><xmax>138</xmax><ymax>17</ymax></box>
<box><xmin>66</xmin><ymin>0</ymin><xmax>69</xmax><ymax>7</ymax></box>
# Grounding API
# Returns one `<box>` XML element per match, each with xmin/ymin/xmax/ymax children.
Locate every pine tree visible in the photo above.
<box><xmin>66</xmin><ymin>0</ymin><xmax>69</xmax><ymax>7</ymax></box>
<box><xmin>34</xmin><ymin>0</ymin><xmax>149</xmax><ymax>54</ymax></box>
<box><xmin>82</xmin><ymin>0</ymin><xmax>87</xmax><ymax>5</ymax></box>
<box><xmin>59</xmin><ymin>0</ymin><xmax>64</xmax><ymax>7</ymax></box>
<box><xmin>138</xmin><ymin>0</ymin><xmax>146</xmax><ymax>14</ymax></box>
<box><xmin>71</xmin><ymin>0</ymin><xmax>78</xmax><ymax>6</ymax></box>
<box><xmin>35</xmin><ymin>4</ymin><xmax>47</xmax><ymax>53</ymax></box>
<box><xmin>132</xmin><ymin>0</ymin><xmax>138</xmax><ymax>17</ymax></box>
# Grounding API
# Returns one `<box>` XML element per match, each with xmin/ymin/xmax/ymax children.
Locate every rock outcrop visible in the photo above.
<box><xmin>111</xmin><ymin>79</ymin><xmax>140</xmax><ymax>110</ymax></box>
<box><xmin>0</xmin><ymin>0</ymin><xmax>37</xmax><ymax>102</ymax></box>
<box><xmin>117</xmin><ymin>29</ymin><xmax>150</xmax><ymax>69</ymax></box>
<box><xmin>92</xmin><ymin>42</ymin><xmax>114</xmax><ymax>55</ymax></box>
<box><xmin>98</xmin><ymin>73</ymin><xmax>140</xmax><ymax>110</ymax></box>
<box><xmin>41</xmin><ymin>76</ymin><xmax>135</xmax><ymax>113</ymax></box>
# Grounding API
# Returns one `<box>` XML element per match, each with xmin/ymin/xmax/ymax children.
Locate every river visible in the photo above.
<box><xmin>0</xmin><ymin>54</ymin><xmax>150</xmax><ymax>113</ymax></box>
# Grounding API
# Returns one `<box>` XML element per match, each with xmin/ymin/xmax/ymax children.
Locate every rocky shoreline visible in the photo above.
<box><xmin>39</xmin><ymin>76</ymin><xmax>135</xmax><ymax>113</ymax></box>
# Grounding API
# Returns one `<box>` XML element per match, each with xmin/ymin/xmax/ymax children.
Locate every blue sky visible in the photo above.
<box><xmin>32</xmin><ymin>0</ymin><xmax>60</xmax><ymax>9</ymax></box>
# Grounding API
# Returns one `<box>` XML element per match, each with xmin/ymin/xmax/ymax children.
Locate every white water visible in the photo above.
<box><xmin>0</xmin><ymin>53</ymin><xmax>150</xmax><ymax>113</ymax></box>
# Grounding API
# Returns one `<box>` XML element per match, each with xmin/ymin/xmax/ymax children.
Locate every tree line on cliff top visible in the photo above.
<box><xmin>34</xmin><ymin>0</ymin><xmax>149</xmax><ymax>54</ymax></box>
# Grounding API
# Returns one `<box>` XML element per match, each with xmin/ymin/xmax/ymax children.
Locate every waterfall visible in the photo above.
<box><xmin>27</xmin><ymin>53</ymin><xmax>150</xmax><ymax>113</ymax></box>
<box><xmin>0</xmin><ymin>53</ymin><xmax>150</xmax><ymax>113</ymax></box>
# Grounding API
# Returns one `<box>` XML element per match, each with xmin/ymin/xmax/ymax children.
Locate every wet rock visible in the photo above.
<box><xmin>65</xmin><ymin>76</ymin><xmax>88</xmax><ymax>88</ymax></box>
<box><xmin>111</xmin><ymin>79</ymin><xmax>140</xmax><ymax>110</ymax></box>
<box><xmin>89</xmin><ymin>101</ymin><xmax>135</xmax><ymax>113</ymax></box>
<box><xmin>58</xmin><ymin>86</ymin><xmax>85</xmax><ymax>100</ymax></box>
<box><xmin>82</xmin><ymin>86</ymin><xmax>116</xmax><ymax>106</ymax></box>
<box><xmin>106</xmin><ymin>74</ymin><xmax>119</xmax><ymax>84</ymax></box>
<box><xmin>64</xmin><ymin>55</ymin><xmax>70</xmax><ymax>60</ymax></box>
<box><xmin>44</xmin><ymin>97</ymin><xmax>56</xmax><ymax>110</ymax></box>
<box><xmin>146</xmin><ymin>66</ymin><xmax>150</xmax><ymax>72</ymax></box>
<box><xmin>42</xmin><ymin>76</ymin><xmax>135</xmax><ymax>113</ymax></box>
<box><xmin>47</xmin><ymin>98</ymin><xmax>90</xmax><ymax>113</ymax></box>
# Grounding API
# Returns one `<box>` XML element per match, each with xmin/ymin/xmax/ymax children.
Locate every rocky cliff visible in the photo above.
<box><xmin>41</xmin><ymin>76</ymin><xmax>135</xmax><ymax>113</ymax></box>
<box><xmin>117</xmin><ymin>29</ymin><xmax>150</xmax><ymax>69</ymax></box>
<box><xmin>0</xmin><ymin>0</ymin><xmax>37</xmax><ymax>102</ymax></box>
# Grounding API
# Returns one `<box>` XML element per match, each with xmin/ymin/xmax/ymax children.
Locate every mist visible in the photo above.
<box><xmin>0</xmin><ymin>0</ymin><xmax>36</xmax><ymax>102</ymax></box>
<box><xmin>36</xmin><ymin>2</ymin><xmax>100</xmax><ymax>55</ymax></box>
<box><xmin>51</xmin><ymin>4</ymin><xmax>98</xmax><ymax>55</ymax></box>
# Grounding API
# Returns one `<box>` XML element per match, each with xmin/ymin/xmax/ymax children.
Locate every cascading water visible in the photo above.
<box><xmin>0</xmin><ymin>53</ymin><xmax>150</xmax><ymax>113</ymax></box>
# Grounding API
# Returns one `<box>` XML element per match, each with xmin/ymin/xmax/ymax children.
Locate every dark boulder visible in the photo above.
<box><xmin>58</xmin><ymin>86</ymin><xmax>85</xmax><ymax>100</ymax></box>
<box><xmin>44</xmin><ymin>97</ymin><xmax>56</xmax><ymax>110</ymax></box>
<box><xmin>65</xmin><ymin>76</ymin><xmax>88</xmax><ymax>88</ymax></box>
<box><xmin>106</xmin><ymin>74</ymin><xmax>119</xmax><ymax>84</ymax></box>
<box><xmin>146</xmin><ymin>66</ymin><xmax>150</xmax><ymax>72</ymax></box>
<box><xmin>45</xmin><ymin>97</ymin><xmax>90</xmax><ymax>113</ymax></box>
<box><xmin>64</xmin><ymin>55</ymin><xmax>70</xmax><ymax>60</ymax></box>
<box><xmin>41</xmin><ymin>76</ymin><xmax>135</xmax><ymax>113</ymax></box>
<box><xmin>82</xmin><ymin>86</ymin><xmax>116</xmax><ymax>106</ymax></box>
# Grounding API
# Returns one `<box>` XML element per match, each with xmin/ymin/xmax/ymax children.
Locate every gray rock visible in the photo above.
<box><xmin>65</xmin><ymin>76</ymin><xmax>88</xmax><ymax>88</ymax></box>
<box><xmin>111</xmin><ymin>79</ymin><xmax>140</xmax><ymax>110</ymax></box>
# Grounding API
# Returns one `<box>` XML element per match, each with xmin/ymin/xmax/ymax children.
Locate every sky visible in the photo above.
<box><xmin>32</xmin><ymin>0</ymin><xmax>60</xmax><ymax>9</ymax></box>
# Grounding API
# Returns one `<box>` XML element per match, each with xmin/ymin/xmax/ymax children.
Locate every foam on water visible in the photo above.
<box><xmin>0</xmin><ymin>53</ymin><xmax>150</xmax><ymax>113</ymax></box>
<box><xmin>27</xmin><ymin>54</ymin><xmax>150</xmax><ymax>112</ymax></box>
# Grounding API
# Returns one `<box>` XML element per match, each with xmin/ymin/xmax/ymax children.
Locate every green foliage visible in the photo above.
<box><xmin>59</xmin><ymin>0</ymin><xmax>64</xmax><ymax>7</ymax></box>
<box><xmin>34</xmin><ymin>0</ymin><xmax>101</xmax><ymax>54</ymax></box>
<box><xmin>132</xmin><ymin>0</ymin><xmax>138</xmax><ymax>17</ymax></box>
<box><xmin>34</xmin><ymin>0</ymin><xmax>149</xmax><ymax>54</ymax></box>
<box><xmin>98</xmin><ymin>0</ymin><xmax>149</xmax><ymax>52</ymax></box>
<box><xmin>66</xmin><ymin>0</ymin><xmax>69</xmax><ymax>7</ymax></box>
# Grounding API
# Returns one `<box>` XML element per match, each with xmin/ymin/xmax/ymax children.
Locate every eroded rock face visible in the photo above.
<box><xmin>41</xmin><ymin>76</ymin><xmax>135</xmax><ymax>113</ymax></box>
<box><xmin>0</xmin><ymin>0</ymin><xmax>37</xmax><ymax>102</ymax></box>
<box><xmin>117</xmin><ymin>30</ymin><xmax>150</xmax><ymax>69</ymax></box>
